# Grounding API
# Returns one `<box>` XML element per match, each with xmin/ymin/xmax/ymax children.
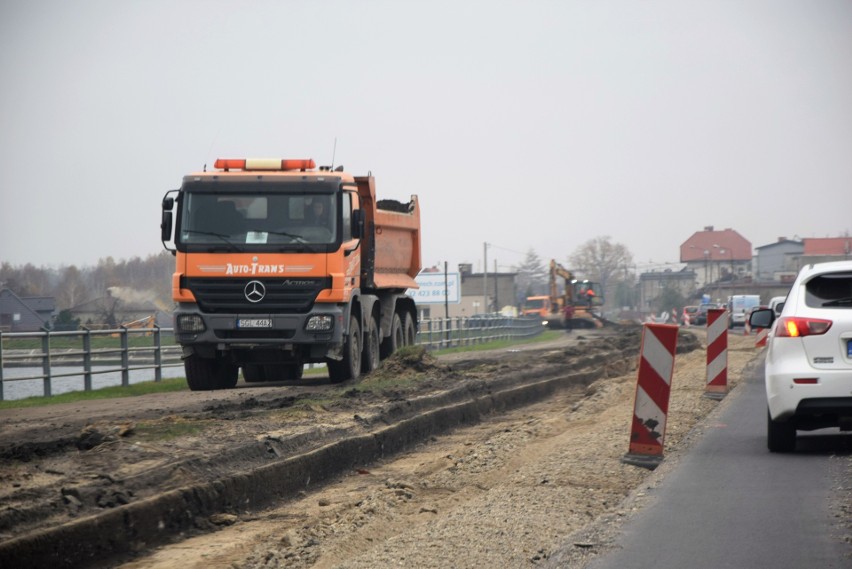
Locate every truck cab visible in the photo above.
<box><xmin>161</xmin><ymin>158</ymin><xmax>421</xmax><ymax>390</ymax></box>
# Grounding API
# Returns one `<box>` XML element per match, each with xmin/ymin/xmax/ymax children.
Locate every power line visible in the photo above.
<box><xmin>486</xmin><ymin>243</ymin><xmax>527</xmax><ymax>257</ymax></box>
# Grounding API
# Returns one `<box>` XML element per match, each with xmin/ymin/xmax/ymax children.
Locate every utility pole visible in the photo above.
<box><xmin>493</xmin><ymin>259</ymin><xmax>498</xmax><ymax>311</ymax></box>
<box><xmin>444</xmin><ymin>261</ymin><xmax>449</xmax><ymax>319</ymax></box>
<box><xmin>483</xmin><ymin>242</ymin><xmax>488</xmax><ymax>314</ymax></box>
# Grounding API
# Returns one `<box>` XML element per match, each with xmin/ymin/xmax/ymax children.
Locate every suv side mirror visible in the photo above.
<box><xmin>749</xmin><ymin>308</ymin><xmax>774</xmax><ymax>329</ymax></box>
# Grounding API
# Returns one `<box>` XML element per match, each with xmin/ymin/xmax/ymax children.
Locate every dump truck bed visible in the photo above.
<box><xmin>355</xmin><ymin>176</ymin><xmax>421</xmax><ymax>291</ymax></box>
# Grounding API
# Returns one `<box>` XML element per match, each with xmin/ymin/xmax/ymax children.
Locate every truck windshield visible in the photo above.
<box><xmin>178</xmin><ymin>191</ymin><xmax>337</xmax><ymax>248</ymax></box>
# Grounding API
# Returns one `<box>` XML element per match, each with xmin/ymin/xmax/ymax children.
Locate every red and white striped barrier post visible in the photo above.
<box><xmin>755</xmin><ymin>327</ymin><xmax>768</xmax><ymax>348</ymax></box>
<box><xmin>705</xmin><ymin>308</ymin><xmax>728</xmax><ymax>400</ymax></box>
<box><xmin>622</xmin><ymin>323</ymin><xmax>679</xmax><ymax>470</ymax></box>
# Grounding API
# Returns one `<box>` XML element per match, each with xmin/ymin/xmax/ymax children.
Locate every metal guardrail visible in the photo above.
<box><xmin>0</xmin><ymin>316</ymin><xmax>545</xmax><ymax>401</ymax></box>
<box><xmin>417</xmin><ymin>315</ymin><xmax>545</xmax><ymax>351</ymax></box>
<box><xmin>0</xmin><ymin>326</ymin><xmax>183</xmax><ymax>401</ymax></box>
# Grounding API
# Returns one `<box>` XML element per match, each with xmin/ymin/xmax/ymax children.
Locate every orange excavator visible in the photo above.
<box><xmin>523</xmin><ymin>260</ymin><xmax>604</xmax><ymax>328</ymax></box>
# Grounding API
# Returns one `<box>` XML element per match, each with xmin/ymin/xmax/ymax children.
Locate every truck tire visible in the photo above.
<box><xmin>402</xmin><ymin>312</ymin><xmax>416</xmax><ymax>346</ymax></box>
<box><xmin>284</xmin><ymin>363</ymin><xmax>304</xmax><ymax>381</ymax></box>
<box><xmin>361</xmin><ymin>315</ymin><xmax>380</xmax><ymax>373</ymax></box>
<box><xmin>242</xmin><ymin>364</ymin><xmax>267</xmax><ymax>382</ymax></box>
<box><xmin>328</xmin><ymin>315</ymin><xmax>361</xmax><ymax>384</ymax></box>
<box><xmin>185</xmin><ymin>354</ymin><xmax>239</xmax><ymax>391</ymax></box>
<box><xmin>380</xmin><ymin>312</ymin><xmax>404</xmax><ymax>359</ymax></box>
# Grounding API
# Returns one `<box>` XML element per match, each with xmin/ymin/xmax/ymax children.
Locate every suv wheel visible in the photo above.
<box><xmin>767</xmin><ymin>409</ymin><xmax>796</xmax><ymax>453</ymax></box>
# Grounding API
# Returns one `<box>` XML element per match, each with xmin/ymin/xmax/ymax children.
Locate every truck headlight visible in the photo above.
<box><xmin>305</xmin><ymin>315</ymin><xmax>334</xmax><ymax>332</ymax></box>
<box><xmin>176</xmin><ymin>314</ymin><xmax>206</xmax><ymax>333</ymax></box>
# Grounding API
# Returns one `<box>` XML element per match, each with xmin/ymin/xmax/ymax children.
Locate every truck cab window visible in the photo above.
<box><xmin>341</xmin><ymin>192</ymin><xmax>352</xmax><ymax>240</ymax></box>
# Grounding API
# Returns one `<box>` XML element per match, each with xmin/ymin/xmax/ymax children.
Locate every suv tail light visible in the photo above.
<box><xmin>774</xmin><ymin>316</ymin><xmax>832</xmax><ymax>337</ymax></box>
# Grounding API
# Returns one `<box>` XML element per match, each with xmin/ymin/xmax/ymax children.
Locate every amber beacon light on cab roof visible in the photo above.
<box><xmin>161</xmin><ymin>157</ymin><xmax>422</xmax><ymax>390</ymax></box>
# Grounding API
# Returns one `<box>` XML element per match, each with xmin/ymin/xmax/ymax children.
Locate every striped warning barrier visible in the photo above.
<box><xmin>755</xmin><ymin>327</ymin><xmax>768</xmax><ymax>348</ymax></box>
<box><xmin>622</xmin><ymin>323</ymin><xmax>679</xmax><ymax>470</ymax></box>
<box><xmin>705</xmin><ymin>308</ymin><xmax>728</xmax><ymax>400</ymax></box>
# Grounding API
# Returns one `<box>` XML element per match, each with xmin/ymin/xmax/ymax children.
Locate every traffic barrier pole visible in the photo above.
<box><xmin>755</xmin><ymin>327</ymin><xmax>768</xmax><ymax>348</ymax></box>
<box><xmin>705</xmin><ymin>308</ymin><xmax>728</xmax><ymax>400</ymax></box>
<box><xmin>622</xmin><ymin>323</ymin><xmax>679</xmax><ymax>470</ymax></box>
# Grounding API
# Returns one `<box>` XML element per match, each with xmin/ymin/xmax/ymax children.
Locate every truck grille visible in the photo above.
<box><xmin>185</xmin><ymin>277</ymin><xmax>331</xmax><ymax>314</ymax></box>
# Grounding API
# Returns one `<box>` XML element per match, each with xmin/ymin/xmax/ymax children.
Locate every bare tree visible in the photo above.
<box><xmin>55</xmin><ymin>265</ymin><xmax>88</xmax><ymax>310</ymax></box>
<box><xmin>569</xmin><ymin>236</ymin><xmax>633</xmax><ymax>294</ymax></box>
<box><xmin>0</xmin><ymin>262</ymin><xmax>52</xmax><ymax>296</ymax></box>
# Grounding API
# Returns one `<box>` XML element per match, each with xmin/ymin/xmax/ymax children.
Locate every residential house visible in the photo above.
<box><xmin>753</xmin><ymin>238</ymin><xmax>804</xmax><ymax>282</ymax></box>
<box><xmin>800</xmin><ymin>237</ymin><xmax>852</xmax><ymax>265</ymax></box>
<box><xmin>69</xmin><ymin>294</ymin><xmax>165</xmax><ymax>330</ymax></box>
<box><xmin>679</xmin><ymin>226</ymin><xmax>752</xmax><ymax>288</ymax></box>
<box><xmin>437</xmin><ymin>263</ymin><xmax>517</xmax><ymax>318</ymax></box>
<box><xmin>0</xmin><ymin>289</ymin><xmax>56</xmax><ymax>332</ymax></box>
<box><xmin>638</xmin><ymin>268</ymin><xmax>697</xmax><ymax>313</ymax></box>
<box><xmin>752</xmin><ymin>236</ymin><xmax>852</xmax><ymax>285</ymax></box>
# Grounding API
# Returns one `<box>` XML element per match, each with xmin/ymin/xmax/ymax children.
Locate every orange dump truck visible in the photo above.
<box><xmin>160</xmin><ymin>158</ymin><xmax>421</xmax><ymax>390</ymax></box>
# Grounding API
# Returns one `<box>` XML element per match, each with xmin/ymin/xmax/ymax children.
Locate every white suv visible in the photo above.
<box><xmin>749</xmin><ymin>260</ymin><xmax>852</xmax><ymax>452</ymax></box>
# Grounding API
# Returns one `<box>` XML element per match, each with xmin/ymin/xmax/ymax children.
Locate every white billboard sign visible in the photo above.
<box><xmin>407</xmin><ymin>271</ymin><xmax>460</xmax><ymax>304</ymax></box>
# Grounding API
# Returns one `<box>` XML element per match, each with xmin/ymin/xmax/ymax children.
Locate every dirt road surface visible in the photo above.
<box><xmin>1</xmin><ymin>327</ymin><xmax>771</xmax><ymax>568</ymax></box>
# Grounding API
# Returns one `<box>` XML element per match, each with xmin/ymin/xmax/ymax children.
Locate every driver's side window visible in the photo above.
<box><xmin>341</xmin><ymin>192</ymin><xmax>352</xmax><ymax>240</ymax></box>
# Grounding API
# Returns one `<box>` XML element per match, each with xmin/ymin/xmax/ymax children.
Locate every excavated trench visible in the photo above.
<box><xmin>0</xmin><ymin>326</ymin><xmax>701</xmax><ymax>568</ymax></box>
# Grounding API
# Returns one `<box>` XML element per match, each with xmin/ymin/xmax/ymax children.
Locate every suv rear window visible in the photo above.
<box><xmin>805</xmin><ymin>271</ymin><xmax>852</xmax><ymax>308</ymax></box>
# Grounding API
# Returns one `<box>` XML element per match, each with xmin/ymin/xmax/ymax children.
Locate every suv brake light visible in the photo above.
<box><xmin>774</xmin><ymin>317</ymin><xmax>832</xmax><ymax>337</ymax></box>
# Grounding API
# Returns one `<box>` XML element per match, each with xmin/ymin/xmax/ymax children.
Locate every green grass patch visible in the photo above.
<box><xmin>0</xmin><ymin>377</ymin><xmax>189</xmax><ymax>410</ymax></box>
<box><xmin>356</xmin><ymin>364</ymin><xmax>426</xmax><ymax>392</ymax></box>
<box><xmin>133</xmin><ymin>416</ymin><xmax>209</xmax><ymax>441</ymax></box>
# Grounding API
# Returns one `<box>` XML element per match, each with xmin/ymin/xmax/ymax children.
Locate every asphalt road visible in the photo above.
<box><xmin>582</xmin><ymin>353</ymin><xmax>852</xmax><ymax>569</ymax></box>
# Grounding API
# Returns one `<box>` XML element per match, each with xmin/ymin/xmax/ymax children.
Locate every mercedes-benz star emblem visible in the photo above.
<box><xmin>244</xmin><ymin>280</ymin><xmax>266</xmax><ymax>303</ymax></box>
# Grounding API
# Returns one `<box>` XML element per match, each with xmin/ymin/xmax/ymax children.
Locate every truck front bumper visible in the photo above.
<box><xmin>173</xmin><ymin>302</ymin><xmax>346</xmax><ymax>355</ymax></box>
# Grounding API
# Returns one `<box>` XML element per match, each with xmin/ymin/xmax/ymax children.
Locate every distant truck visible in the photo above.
<box><xmin>521</xmin><ymin>295</ymin><xmax>552</xmax><ymax>320</ymax></box>
<box><xmin>727</xmin><ymin>294</ymin><xmax>761</xmax><ymax>328</ymax></box>
<box><xmin>161</xmin><ymin>158</ymin><xmax>421</xmax><ymax>390</ymax></box>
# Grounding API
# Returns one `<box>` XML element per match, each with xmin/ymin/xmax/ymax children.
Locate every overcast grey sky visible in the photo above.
<box><xmin>1</xmin><ymin>0</ymin><xmax>850</xmax><ymax>273</ymax></box>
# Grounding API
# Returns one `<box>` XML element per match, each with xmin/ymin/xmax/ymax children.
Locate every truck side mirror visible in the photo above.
<box><xmin>160</xmin><ymin>210</ymin><xmax>173</xmax><ymax>242</ymax></box>
<box><xmin>161</xmin><ymin>192</ymin><xmax>177</xmax><ymax>252</ymax></box>
<box><xmin>351</xmin><ymin>209</ymin><xmax>364</xmax><ymax>240</ymax></box>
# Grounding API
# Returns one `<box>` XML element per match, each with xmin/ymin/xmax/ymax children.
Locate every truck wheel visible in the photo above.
<box><xmin>218</xmin><ymin>363</ymin><xmax>239</xmax><ymax>389</ymax></box>
<box><xmin>185</xmin><ymin>354</ymin><xmax>239</xmax><ymax>391</ymax></box>
<box><xmin>328</xmin><ymin>315</ymin><xmax>361</xmax><ymax>384</ymax></box>
<box><xmin>380</xmin><ymin>312</ymin><xmax>404</xmax><ymax>359</ymax></box>
<box><xmin>767</xmin><ymin>409</ymin><xmax>796</xmax><ymax>453</ymax></box>
<box><xmin>242</xmin><ymin>364</ymin><xmax>267</xmax><ymax>382</ymax></box>
<box><xmin>361</xmin><ymin>315</ymin><xmax>380</xmax><ymax>373</ymax></box>
<box><xmin>402</xmin><ymin>312</ymin><xmax>416</xmax><ymax>346</ymax></box>
<box><xmin>282</xmin><ymin>363</ymin><xmax>304</xmax><ymax>381</ymax></box>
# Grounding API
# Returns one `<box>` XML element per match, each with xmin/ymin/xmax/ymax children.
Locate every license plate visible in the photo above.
<box><xmin>237</xmin><ymin>318</ymin><xmax>273</xmax><ymax>329</ymax></box>
<box><xmin>848</xmin><ymin>340</ymin><xmax>852</xmax><ymax>358</ymax></box>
